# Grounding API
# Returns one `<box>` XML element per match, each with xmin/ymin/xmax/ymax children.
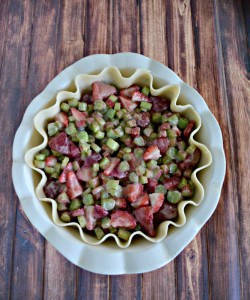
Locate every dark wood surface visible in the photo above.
<box><xmin>1</xmin><ymin>0</ymin><xmax>249</xmax><ymax>299</ymax></box>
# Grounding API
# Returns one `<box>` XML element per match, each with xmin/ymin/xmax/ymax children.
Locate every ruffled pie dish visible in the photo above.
<box><xmin>24</xmin><ymin>66</ymin><xmax>212</xmax><ymax>248</ymax></box>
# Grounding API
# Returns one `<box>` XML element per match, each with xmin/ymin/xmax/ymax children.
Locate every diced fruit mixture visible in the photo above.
<box><xmin>34</xmin><ymin>81</ymin><xmax>201</xmax><ymax>241</ymax></box>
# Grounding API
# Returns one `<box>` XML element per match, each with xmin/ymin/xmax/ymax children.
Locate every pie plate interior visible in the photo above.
<box><xmin>12</xmin><ymin>53</ymin><xmax>226</xmax><ymax>274</ymax></box>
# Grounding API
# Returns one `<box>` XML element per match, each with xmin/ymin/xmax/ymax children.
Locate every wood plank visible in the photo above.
<box><xmin>43</xmin><ymin>2</ymin><xmax>87</xmax><ymax>298</ymax></box>
<box><xmin>139</xmin><ymin>1</ymin><xmax>176</xmax><ymax>298</ymax></box>
<box><xmin>0</xmin><ymin>0</ymin><xmax>39</xmax><ymax>299</ymax></box>
<box><xmin>0</xmin><ymin>0</ymin><xmax>9</xmax><ymax>69</ymax></box>
<box><xmin>213</xmin><ymin>0</ymin><xmax>250</xmax><ymax>299</ymax></box>
<box><xmin>77</xmin><ymin>1</ymin><xmax>111</xmax><ymax>297</ymax></box>
<box><xmin>112</xmin><ymin>0</ymin><xmax>139</xmax><ymax>53</ymax></box>
<box><xmin>110</xmin><ymin>275</ymin><xmax>141</xmax><ymax>300</ymax></box>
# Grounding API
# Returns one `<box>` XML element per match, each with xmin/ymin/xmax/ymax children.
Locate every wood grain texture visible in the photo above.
<box><xmin>1</xmin><ymin>0</ymin><xmax>249</xmax><ymax>299</ymax></box>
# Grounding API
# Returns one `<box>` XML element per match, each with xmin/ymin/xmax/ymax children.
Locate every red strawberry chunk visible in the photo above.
<box><xmin>143</xmin><ymin>145</ymin><xmax>161</xmax><ymax>161</ymax></box>
<box><xmin>119</xmin><ymin>85</ymin><xmax>140</xmax><ymax>97</ymax></box>
<box><xmin>81</xmin><ymin>93</ymin><xmax>93</xmax><ymax>104</ymax></box>
<box><xmin>59</xmin><ymin>162</ymin><xmax>73</xmax><ymax>183</ymax></box>
<box><xmin>83</xmin><ymin>153</ymin><xmax>102</xmax><ymax>167</ymax></box>
<box><xmin>179</xmin><ymin>148</ymin><xmax>201</xmax><ymax>170</ymax></box>
<box><xmin>92</xmin><ymin>186</ymin><xmax>103</xmax><ymax>200</ymax></box>
<box><xmin>106</xmin><ymin>98</ymin><xmax>115</xmax><ymax>108</ymax></box>
<box><xmin>45</xmin><ymin>156</ymin><xmax>57</xmax><ymax>167</ymax></box>
<box><xmin>66</xmin><ymin>171</ymin><xmax>83</xmax><ymax>199</ymax></box>
<box><xmin>48</xmin><ymin>132</ymin><xmax>80</xmax><ymax>158</ymax></box>
<box><xmin>103</xmin><ymin>157</ymin><xmax>120</xmax><ymax>176</ymax></box>
<box><xmin>75</xmin><ymin>120</ymin><xmax>86</xmax><ymax>130</ymax></box>
<box><xmin>84</xmin><ymin>206</ymin><xmax>97</xmax><ymax>230</ymax></box>
<box><xmin>131</xmin><ymin>127</ymin><xmax>140</xmax><ymax>137</ymax></box>
<box><xmin>123</xmin><ymin>183</ymin><xmax>144</xmax><ymax>203</ymax></box>
<box><xmin>71</xmin><ymin>208</ymin><xmax>85</xmax><ymax>217</ymax></box>
<box><xmin>145</xmin><ymin>179</ymin><xmax>158</xmax><ymax>193</ymax></box>
<box><xmin>55</xmin><ymin>112</ymin><xmax>68</xmax><ymax>127</ymax></box>
<box><xmin>92</xmin><ymin>81</ymin><xmax>117</xmax><ymax>101</ymax></box>
<box><xmin>134</xmin><ymin>206</ymin><xmax>156</xmax><ymax>237</ymax></box>
<box><xmin>131</xmin><ymin>192</ymin><xmax>149</xmax><ymax>209</ymax></box>
<box><xmin>76</xmin><ymin>166</ymin><xmax>93</xmax><ymax>182</ymax></box>
<box><xmin>132</xmin><ymin>91</ymin><xmax>151</xmax><ymax>102</ymax></box>
<box><xmin>94</xmin><ymin>205</ymin><xmax>109</xmax><ymax>220</ymax></box>
<box><xmin>183</xmin><ymin>120</ymin><xmax>195</xmax><ymax>137</ymax></box>
<box><xmin>109</xmin><ymin>167</ymin><xmax>128</xmax><ymax>179</ymax></box>
<box><xmin>134</xmin><ymin>112</ymin><xmax>150</xmax><ymax>127</ymax></box>
<box><xmin>114</xmin><ymin>197</ymin><xmax>127</xmax><ymax>209</ymax></box>
<box><xmin>149</xmin><ymin>193</ymin><xmax>164</xmax><ymax>213</ymax></box>
<box><xmin>164</xmin><ymin>178</ymin><xmax>181</xmax><ymax>190</ymax></box>
<box><xmin>154</xmin><ymin>203</ymin><xmax>178</xmax><ymax>224</ymax></box>
<box><xmin>150</xmin><ymin>96</ymin><xmax>170</xmax><ymax>112</ymax></box>
<box><xmin>119</xmin><ymin>96</ymin><xmax>138</xmax><ymax>112</ymax></box>
<box><xmin>152</xmin><ymin>138</ymin><xmax>169</xmax><ymax>155</ymax></box>
<box><xmin>70</xmin><ymin>108</ymin><xmax>87</xmax><ymax>122</ymax></box>
<box><xmin>44</xmin><ymin>180</ymin><xmax>60</xmax><ymax>199</ymax></box>
<box><xmin>110</xmin><ymin>210</ymin><xmax>136</xmax><ymax>229</ymax></box>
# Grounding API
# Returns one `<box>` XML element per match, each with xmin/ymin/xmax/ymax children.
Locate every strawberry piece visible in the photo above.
<box><xmin>70</xmin><ymin>108</ymin><xmax>87</xmax><ymax>122</ymax></box>
<box><xmin>48</xmin><ymin>132</ymin><xmax>80</xmax><ymax>158</ymax></box>
<box><xmin>143</xmin><ymin>145</ymin><xmax>161</xmax><ymax>161</ymax></box>
<box><xmin>103</xmin><ymin>157</ymin><xmax>120</xmax><ymax>176</ymax></box>
<box><xmin>109</xmin><ymin>167</ymin><xmax>128</xmax><ymax>179</ymax></box>
<box><xmin>145</xmin><ymin>179</ymin><xmax>158</xmax><ymax>193</ymax></box>
<box><xmin>81</xmin><ymin>93</ymin><xmax>93</xmax><ymax>104</ymax></box>
<box><xmin>131</xmin><ymin>192</ymin><xmax>149</xmax><ymax>209</ymax></box>
<box><xmin>92</xmin><ymin>186</ymin><xmax>103</xmax><ymax>200</ymax></box>
<box><xmin>183</xmin><ymin>120</ymin><xmax>195</xmax><ymax>137</ymax></box>
<box><xmin>154</xmin><ymin>203</ymin><xmax>178</xmax><ymax>224</ymax></box>
<box><xmin>151</xmin><ymin>137</ymin><xmax>169</xmax><ymax>155</ymax></box>
<box><xmin>84</xmin><ymin>206</ymin><xmax>97</xmax><ymax>230</ymax></box>
<box><xmin>71</xmin><ymin>208</ymin><xmax>85</xmax><ymax>217</ymax></box>
<box><xmin>119</xmin><ymin>85</ymin><xmax>140</xmax><ymax>97</ymax></box>
<box><xmin>149</xmin><ymin>193</ymin><xmax>164</xmax><ymax>213</ymax></box>
<box><xmin>131</xmin><ymin>127</ymin><xmax>140</xmax><ymax>137</ymax></box>
<box><xmin>106</xmin><ymin>98</ymin><xmax>115</xmax><ymax>108</ymax></box>
<box><xmin>110</xmin><ymin>210</ymin><xmax>136</xmax><ymax>229</ymax></box>
<box><xmin>123</xmin><ymin>183</ymin><xmax>144</xmax><ymax>203</ymax></box>
<box><xmin>66</xmin><ymin>171</ymin><xmax>83</xmax><ymax>199</ymax></box>
<box><xmin>159</xmin><ymin>123</ymin><xmax>171</xmax><ymax>131</ymax></box>
<box><xmin>92</xmin><ymin>81</ymin><xmax>117</xmax><ymax>101</ymax></box>
<box><xmin>94</xmin><ymin>205</ymin><xmax>109</xmax><ymax>220</ymax></box>
<box><xmin>119</xmin><ymin>96</ymin><xmax>138</xmax><ymax>112</ymax></box>
<box><xmin>55</xmin><ymin>112</ymin><xmax>68</xmax><ymax>127</ymax></box>
<box><xmin>44</xmin><ymin>180</ymin><xmax>60</xmax><ymax>199</ymax></box>
<box><xmin>134</xmin><ymin>206</ymin><xmax>156</xmax><ymax>237</ymax></box>
<box><xmin>132</xmin><ymin>91</ymin><xmax>151</xmax><ymax>102</ymax></box>
<box><xmin>114</xmin><ymin>197</ymin><xmax>127</xmax><ymax>209</ymax></box>
<box><xmin>45</xmin><ymin>156</ymin><xmax>57</xmax><ymax>167</ymax></box>
<box><xmin>76</xmin><ymin>166</ymin><xmax>93</xmax><ymax>182</ymax></box>
<box><xmin>58</xmin><ymin>162</ymin><xmax>73</xmax><ymax>183</ymax></box>
<box><xmin>164</xmin><ymin>178</ymin><xmax>181</xmax><ymax>190</ymax></box>
<box><xmin>150</xmin><ymin>96</ymin><xmax>170</xmax><ymax>112</ymax></box>
<box><xmin>179</xmin><ymin>148</ymin><xmax>201</xmax><ymax>170</ymax></box>
<box><xmin>75</xmin><ymin>120</ymin><xmax>86</xmax><ymax>130</ymax></box>
<box><xmin>83</xmin><ymin>153</ymin><xmax>102</xmax><ymax>167</ymax></box>
<box><xmin>134</xmin><ymin>112</ymin><xmax>150</xmax><ymax>127</ymax></box>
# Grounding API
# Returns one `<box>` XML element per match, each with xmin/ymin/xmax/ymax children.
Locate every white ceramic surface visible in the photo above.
<box><xmin>12</xmin><ymin>53</ymin><xmax>226</xmax><ymax>274</ymax></box>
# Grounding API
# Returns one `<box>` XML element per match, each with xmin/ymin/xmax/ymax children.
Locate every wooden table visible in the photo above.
<box><xmin>2</xmin><ymin>0</ymin><xmax>249</xmax><ymax>299</ymax></box>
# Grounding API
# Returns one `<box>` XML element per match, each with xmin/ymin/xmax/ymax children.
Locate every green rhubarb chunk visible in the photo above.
<box><xmin>69</xmin><ymin>199</ymin><xmax>82</xmax><ymax>211</ymax></box>
<box><xmin>77</xmin><ymin>131</ymin><xmax>89</xmax><ymax>142</ymax></box>
<box><xmin>142</xmin><ymin>86</ymin><xmax>150</xmax><ymax>96</ymax></box>
<box><xmin>61</xmin><ymin>156</ymin><xmax>69</xmax><ymax>169</ymax></box>
<box><xmin>167</xmin><ymin>190</ymin><xmax>182</xmax><ymax>204</ymax></box>
<box><xmin>94</xmin><ymin>227</ymin><xmax>105</xmax><ymax>240</ymax></box>
<box><xmin>139</xmin><ymin>176</ymin><xmax>148</xmax><ymax>184</ymax></box>
<box><xmin>178</xmin><ymin>117</ymin><xmax>189</xmax><ymax>129</ymax></box>
<box><xmin>152</xmin><ymin>112</ymin><xmax>162</xmax><ymax>123</ymax></box>
<box><xmin>44</xmin><ymin>166</ymin><xmax>54</xmax><ymax>174</ymax></box>
<box><xmin>68</xmin><ymin>98</ymin><xmax>78</xmax><ymax>108</ymax></box>
<box><xmin>57</xmin><ymin>202</ymin><xmax>68</xmax><ymax>212</ymax></box>
<box><xmin>140</xmin><ymin>101</ymin><xmax>152</xmax><ymax>111</ymax></box>
<box><xmin>106</xmin><ymin>108</ymin><xmax>116</xmax><ymax>120</ymax></box>
<box><xmin>82</xmin><ymin>194</ymin><xmax>94</xmax><ymax>206</ymax></box>
<box><xmin>167</xmin><ymin>114</ymin><xmax>179</xmax><ymax>126</ymax></box>
<box><xmin>101</xmin><ymin>198</ymin><xmax>116</xmax><ymax>211</ymax></box>
<box><xmin>129</xmin><ymin>172</ymin><xmax>139</xmax><ymax>183</ymax></box>
<box><xmin>167</xmin><ymin>147</ymin><xmax>178</xmax><ymax>160</ymax></box>
<box><xmin>106</xmin><ymin>180</ymin><xmax>121</xmax><ymax>197</ymax></box>
<box><xmin>95</xmin><ymin>131</ymin><xmax>105</xmax><ymax>139</ymax></box>
<box><xmin>109</xmin><ymin>94</ymin><xmax>118</xmax><ymax>102</ymax></box>
<box><xmin>118</xmin><ymin>228</ymin><xmax>131</xmax><ymax>241</ymax></box>
<box><xmin>66</xmin><ymin>123</ymin><xmax>77</xmax><ymax>136</ymax></box>
<box><xmin>91</xmin><ymin>143</ymin><xmax>101</xmax><ymax>153</ymax></box>
<box><xmin>35</xmin><ymin>153</ymin><xmax>46</xmax><ymax>161</ymax></box>
<box><xmin>94</xmin><ymin>100</ymin><xmax>106</xmax><ymax>111</ymax></box>
<box><xmin>118</xmin><ymin>161</ymin><xmax>130</xmax><ymax>172</ymax></box>
<box><xmin>61</xmin><ymin>212</ymin><xmax>71</xmax><ymax>222</ymax></box>
<box><xmin>77</xmin><ymin>215</ymin><xmax>86</xmax><ymax>228</ymax></box>
<box><xmin>78</xmin><ymin>102</ymin><xmax>87</xmax><ymax>111</ymax></box>
<box><xmin>106</xmin><ymin>138</ymin><xmax>119</xmax><ymax>151</ymax></box>
<box><xmin>169</xmin><ymin>163</ymin><xmax>178</xmax><ymax>174</ymax></box>
<box><xmin>178</xmin><ymin>178</ymin><xmax>188</xmax><ymax>189</ymax></box>
<box><xmin>186</xmin><ymin>144</ymin><xmax>196</xmax><ymax>155</ymax></box>
<box><xmin>60</xmin><ymin>102</ymin><xmax>70</xmax><ymax>112</ymax></box>
<box><xmin>155</xmin><ymin>185</ymin><xmax>167</xmax><ymax>195</ymax></box>
<box><xmin>34</xmin><ymin>160</ymin><xmax>45</xmax><ymax>169</ymax></box>
<box><xmin>134</xmin><ymin>136</ymin><xmax>145</xmax><ymax>146</ymax></box>
<box><xmin>101</xmin><ymin>217</ymin><xmax>111</xmax><ymax>229</ymax></box>
<box><xmin>48</xmin><ymin>122</ymin><xmax>59</xmax><ymax>136</ymax></box>
<box><xmin>100</xmin><ymin>157</ymin><xmax>110</xmax><ymax>170</ymax></box>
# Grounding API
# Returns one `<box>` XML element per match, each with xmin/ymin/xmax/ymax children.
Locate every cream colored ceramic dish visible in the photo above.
<box><xmin>24</xmin><ymin>66</ymin><xmax>212</xmax><ymax>248</ymax></box>
<box><xmin>12</xmin><ymin>53</ymin><xmax>225</xmax><ymax>274</ymax></box>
